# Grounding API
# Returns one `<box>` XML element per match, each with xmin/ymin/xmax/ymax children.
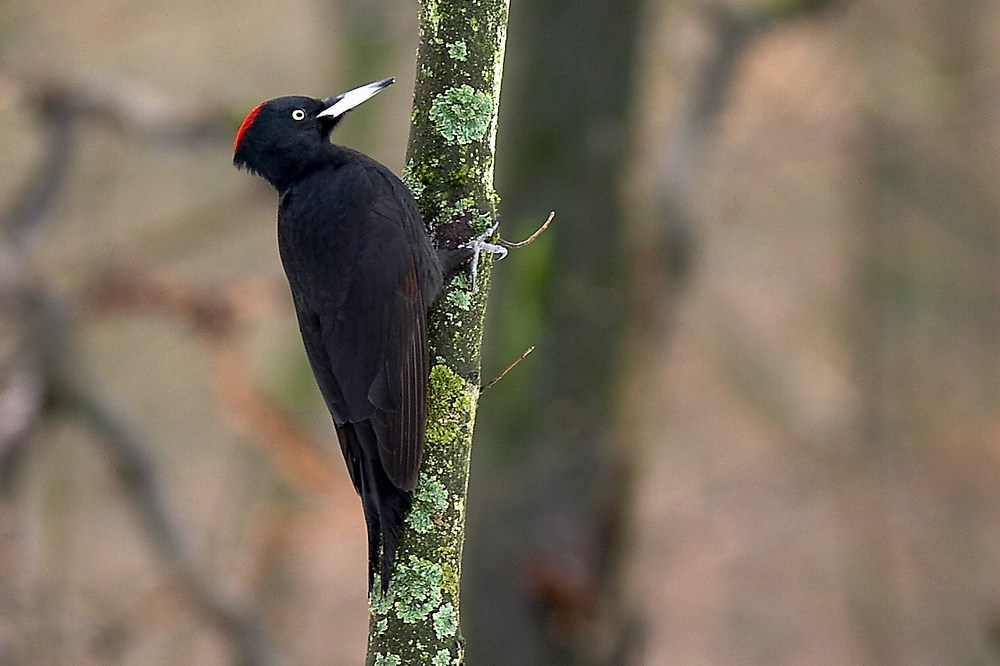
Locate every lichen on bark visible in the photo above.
<box><xmin>364</xmin><ymin>0</ymin><xmax>509</xmax><ymax>664</ymax></box>
<box><xmin>429</xmin><ymin>85</ymin><xmax>493</xmax><ymax>144</ymax></box>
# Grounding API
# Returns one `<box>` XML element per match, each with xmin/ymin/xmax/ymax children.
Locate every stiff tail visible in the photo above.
<box><xmin>360</xmin><ymin>455</ymin><xmax>413</xmax><ymax>594</ymax></box>
<box><xmin>343</xmin><ymin>423</ymin><xmax>413</xmax><ymax>594</ymax></box>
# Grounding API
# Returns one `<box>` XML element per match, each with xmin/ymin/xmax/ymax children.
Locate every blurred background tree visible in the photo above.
<box><xmin>465</xmin><ymin>0</ymin><xmax>643</xmax><ymax>662</ymax></box>
<box><xmin>2</xmin><ymin>0</ymin><xmax>1000</xmax><ymax>664</ymax></box>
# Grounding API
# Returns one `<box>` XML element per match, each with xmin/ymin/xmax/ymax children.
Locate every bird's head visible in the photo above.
<box><xmin>233</xmin><ymin>77</ymin><xmax>394</xmax><ymax>190</ymax></box>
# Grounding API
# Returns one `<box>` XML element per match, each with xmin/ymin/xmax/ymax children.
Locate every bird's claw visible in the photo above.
<box><xmin>460</xmin><ymin>222</ymin><xmax>507</xmax><ymax>290</ymax></box>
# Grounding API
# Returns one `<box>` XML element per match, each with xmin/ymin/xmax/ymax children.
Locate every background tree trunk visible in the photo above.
<box><xmin>364</xmin><ymin>1</ymin><xmax>510</xmax><ymax>664</ymax></box>
<box><xmin>463</xmin><ymin>0</ymin><xmax>645</xmax><ymax>662</ymax></box>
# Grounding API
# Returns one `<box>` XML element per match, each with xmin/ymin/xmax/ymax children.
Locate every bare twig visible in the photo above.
<box><xmin>481</xmin><ymin>346</ymin><xmax>535</xmax><ymax>393</ymax></box>
<box><xmin>498</xmin><ymin>211</ymin><xmax>555</xmax><ymax>249</ymax></box>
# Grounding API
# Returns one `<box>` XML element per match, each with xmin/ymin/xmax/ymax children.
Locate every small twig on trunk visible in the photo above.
<box><xmin>481</xmin><ymin>346</ymin><xmax>535</xmax><ymax>393</ymax></box>
<box><xmin>498</xmin><ymin>211</ymin><xmax>555</xmax><ymax>249</ymax></box>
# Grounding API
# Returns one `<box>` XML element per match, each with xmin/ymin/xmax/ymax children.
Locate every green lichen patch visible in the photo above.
<box><xmin>434</xmin><ymin>196</ymin><xmax>473</xmax><ymax>227</ymax></box>
<box><xmin>400</xmin><ymin>166</ymin><xmax>426</xmax><ymax>200</ymax></box>
<box><xmin>405</xmin><ymin>159</ymin><xmax>439</xmax><ymax>190</ymax></box>
<box><xmin>366</xmin><ymin>0</ymin><xmax>509</xmax><ymax>659</ymax></box>
<box><xmin>408</xmin><ymin>476</ymin><xmax>450</xmax><ymax>533</ymax></box>
<box><xmin>426</xmin><ymin>365</ymin><xmax>476</xmax><ymax>447</ymax></box>
<box><xmin>429</xmin><ymin>85</ymin><xmax>493</xmax><ymax>145</ymax></box>
<box><xmin>420</xmin><ymin>0</ymin><xmax>441</xmax><ymax>36</ymax></box>
<box><xmin>433</xmin><ymin>196</ymin><xmax>493</xmax><ymax>237</ymax></box>
<box><xmin>446</xmin><ymin>289</ymin><xmax>472</xmax><ymax>311</ymax></box>
<box><xmin>446</xmin><ymin>168</ymin><xmax>469</xmax><ymax>187</ymax></box>
<box><xmin>370</xmin><ymin>580</ymin><xmax>392</xmax><ymax>615</ymax></box>
<box><xmin>433</xmin><ymin>602</ymin><xmax>459</xmax><ymax>640</ymax></box>
<box><xmin>393</xmin><ymin>555</ymin><xmax>445</xmax><ymax>623</ymax></box>
<box><xmin>447</xmin><ymin>40</ymin><xmax>468</xmax><ymax>61</ymax></box>
<box><xmin>440</xmin><ymin>561</ymin><xmax>461</xmax><ymax>598</ymax></box>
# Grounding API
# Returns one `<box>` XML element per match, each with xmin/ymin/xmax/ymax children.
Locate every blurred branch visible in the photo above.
<box><xmin>87</xmin><ymin>267</ymin><xmax>347</xmax><ymax>496</ymax></box>
<box><xmin>12</xmin><ymin>71</ymin><xmax>233</xmax><ymax>144</ymax></box>
<box><xmin>637</xmin><ymin>0</ymin><xmax>835</xmax><ymax>334</ymax></box>
<box><xmin>616</xmin><ymin>3</ymin><xmax>838</xmax><ymax>662</ymax></box>
<box><xmin>0</xmin><ymin>104</ymin><xmax>75</xmax><ymax>244</ymax></box>
<box><xmin>0</xmin><ymin>363</ymin><xmax>43</xmax><ymax>505</ymax></box>
<box><xmin>0</xmin><ymin>69</ymin><xmax>290</xmax><ymax>660</ymax></box>
<box><xmin>59</xmin><ymin>372</ymin><xmax>280</xmax><ymax>666</ymax></box>
<box><xmin>0</xmin><ymin>246</ymin><xmax>282</xmax><ymax>666</ymax></box>
<box><xmin>211</xmin><ymin>341</ymin><xmax>346</xmax><ymax>496</ymax></box>
<box><xmin>86</xmin><ymin>268</ymin><xmax>279</xmax><ymax>338</ymax></box>
<box><xmin>0</xmin><ymin>245</ymin><xmax>48</xmax><ymax>480</ymax></box>
<box><xmin>663</xmin><ymin>0</ymin><xmax>834</xmax><ymax>208</ymax></box>
<box><xmin>2</xmin><ymin>70</ymin><xmax>235</xmax><ymax>243</ymax></box>
<box><xmin>5</xmin><ymin>67</ymin><xmax>371</xmax><ymax>461</ymax></box>
<box><xmin>0</xmin><ymin>247</ymin><xmax>44</xmax><ymax>664</ymax></box>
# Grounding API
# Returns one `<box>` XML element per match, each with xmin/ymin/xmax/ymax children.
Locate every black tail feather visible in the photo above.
<box><xmin>359</xmin><ymin>478</ymin><xmax>381</xmax><ymax>594</ymax></box>
<box><xmin>344</xmin><ymin>422</ymin><xmax>414</xmax><ymax>595</ymax></box>
<box><xmin>371</xmin><ymin>465</ymin><xmax>412</xmax><ymax>594</ymax></box>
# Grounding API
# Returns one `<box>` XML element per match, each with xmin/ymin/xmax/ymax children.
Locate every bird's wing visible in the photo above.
<box><xmin>285</xmin><ymin>164</ymin><xmax>432</xmax><ymax>492</ymax></box>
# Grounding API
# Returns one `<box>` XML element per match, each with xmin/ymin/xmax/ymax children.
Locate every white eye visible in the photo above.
<box><xmin>291</xmin><ymin>109</ymin><xmax>306</xmax><ymax>121</ymax></box>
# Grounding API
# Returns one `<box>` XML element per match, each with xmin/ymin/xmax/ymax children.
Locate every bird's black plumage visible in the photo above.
<box><xmin>233</xmin><ymin>79</ymin><xmax>441</xmax><ymax>593</ymax></box>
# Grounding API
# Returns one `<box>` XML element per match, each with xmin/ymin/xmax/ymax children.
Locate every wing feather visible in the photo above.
<box><xmin>280</xmin><ymin>161</ymin><xmax>439</xmax><ymax>493</ymax></box>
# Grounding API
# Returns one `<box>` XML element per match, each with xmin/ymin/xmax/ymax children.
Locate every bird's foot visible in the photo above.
<box><xmin>460</xmin><ymin>222</ymin><xmax>507</xmax><ymax>291</ymax></box>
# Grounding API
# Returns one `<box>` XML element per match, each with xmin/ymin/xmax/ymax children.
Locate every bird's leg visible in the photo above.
<box><xmin>436</xmin><ymin>221</ymin><xmax>508</xmax><ymax>289</ymax></box>
<box><xmin>460</xmin><ymin>222</ymin><xmax>507</xmax><ymax>290</ymax></box>
<box><xmin>437</xmin><ymin>248</ymin><xmax>475</xmax><ymax>282</ymax></box>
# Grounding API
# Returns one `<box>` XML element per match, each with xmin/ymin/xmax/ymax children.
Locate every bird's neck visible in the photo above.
<box><xmin>264</xmin><ymin>143</ymin><xmax>335</xmax><ymax>192</ymax></box>
<box><xmin>270</xmin><ymin>143</ymin><xmax>364</xmax><ymax>193</ymax></box>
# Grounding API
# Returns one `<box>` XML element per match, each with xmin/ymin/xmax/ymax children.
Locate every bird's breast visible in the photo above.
<box><xmin>276</xmin><ymin>194</ymin><xmax>368</xmax><ymax>312</ymax></box>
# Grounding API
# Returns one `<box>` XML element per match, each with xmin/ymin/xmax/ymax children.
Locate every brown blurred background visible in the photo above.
<box><xmin>3</xmin><ymin>0</ymin><xmax>1000</xmax><ymax>664</ymax></box>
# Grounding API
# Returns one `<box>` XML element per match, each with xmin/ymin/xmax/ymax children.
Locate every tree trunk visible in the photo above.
<box><xmin>364</xmin><ymin>1</ymin><xmax>510</xmax><ymax>664</ymax></box>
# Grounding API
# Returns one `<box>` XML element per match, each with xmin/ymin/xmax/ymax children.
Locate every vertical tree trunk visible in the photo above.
<box><xmin>365</xmin><ymin>1</ymin><xmax>509</xmax><ymax>664</ymax></box>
